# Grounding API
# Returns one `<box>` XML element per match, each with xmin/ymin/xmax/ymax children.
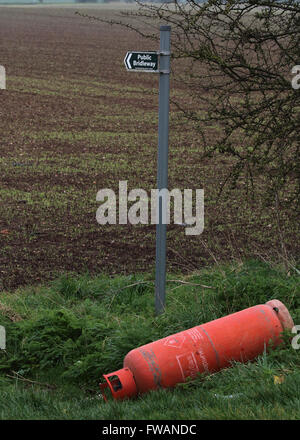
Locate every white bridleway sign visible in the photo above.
<box><xmin>124</xmin><ymin>51</ymin><xmax>159</xmax><ymax>73</ymax></box>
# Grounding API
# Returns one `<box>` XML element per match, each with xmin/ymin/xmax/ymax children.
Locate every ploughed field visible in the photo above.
<box><xmin>0</xmin><ymin>5</ymin><xmax>298</xmax><ymax>290</ymax></box>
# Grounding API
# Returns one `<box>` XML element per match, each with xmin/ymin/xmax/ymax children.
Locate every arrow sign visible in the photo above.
<box><xmin>124</xmin><ymin>51</ymin><xmax>159</xmax><ymax>73</ymax></box>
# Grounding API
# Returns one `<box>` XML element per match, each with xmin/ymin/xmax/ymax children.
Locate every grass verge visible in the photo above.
<box><xmin>0</xmin><ymin>259</ymin><xmax>299</xmax><ymax>420</ymax></box>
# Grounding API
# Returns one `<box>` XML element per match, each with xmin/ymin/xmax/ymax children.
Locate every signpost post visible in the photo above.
<box><xmin>155</xmin><ymin>26</ymin><xmax>171</xmax><ymax>315</ymax></box>
<box><xmin>124</xmin><ymin>26</ymin><xmax>171</xmax><ymax>315</ymax></box>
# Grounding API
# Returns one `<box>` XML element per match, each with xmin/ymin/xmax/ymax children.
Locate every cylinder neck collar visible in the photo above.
<box><xmin>100</xmin><ymin>367</ymin><xmax>137</xmax><ymax>401</ymax></box>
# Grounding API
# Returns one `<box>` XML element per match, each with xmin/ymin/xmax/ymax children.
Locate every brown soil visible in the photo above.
<box><xmin>0</xmin><ymin>6</ymin><xmax>298</xmax><ymax>291</ymax></box>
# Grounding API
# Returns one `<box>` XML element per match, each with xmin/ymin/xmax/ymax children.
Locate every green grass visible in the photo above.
<box><xmin>0</xmin><ymin>259</ymin><xmax>299</xmax><ymax>420</ymax></box>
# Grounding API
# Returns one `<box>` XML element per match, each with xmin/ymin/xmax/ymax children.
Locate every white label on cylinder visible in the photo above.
<box><xmin>176</xmin><ymin>352</ymin><xmax>199</xmax><ymax>380</ymax></box>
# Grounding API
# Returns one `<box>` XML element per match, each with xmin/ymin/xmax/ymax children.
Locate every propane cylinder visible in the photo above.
<box><xmin>99</xmin><ymin>299</ymin><xmax>294</xmax><ymax>401</ymax></box>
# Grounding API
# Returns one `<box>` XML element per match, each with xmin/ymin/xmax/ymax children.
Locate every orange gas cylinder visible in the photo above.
<box><xmin>99</xmin><ymin>299</ymin><xmax>294</xmax><ymax>401</ymax></box>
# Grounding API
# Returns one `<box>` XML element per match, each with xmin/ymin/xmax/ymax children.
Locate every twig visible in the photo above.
<box><xmin>6</xmin><ymin>371</ymin><xmax>57</xmax><ymax>390</ymax></box>
<box><xmin>110</xmin><ymin>279</ymin><xmax>212</xmax><ymax>293</ymax></box>
<box><xmin>106</xmin><ymin>277</ymin><xmax>212</xmax><ymax>310</ymax></box>
<box><xmin>168</xmin><ymin>247</ymin><xmax>199</xmax><ymax>271</ymax></box>
<box><xmin>106</xmin><ymin>281</ymin><xmax>153</xmax><ymax>310</ymax></box>
<box><xmin>275</xmin><ymin>251</ymin><xmax>300</xmax><ymax>275</ymax></box>
<box><xmin>109</xmin><ymin>281</ymin><xmax>153</xmax><ymax>294</ymax></box>
<box><xmin>199</xmin><ymin>238</ymin><xmax>226</xmax><ymax>277</ymax></box>
<box><xmin>166</xmin><ymin>279</ymin><xmax>213</xmax><ymax>289</ymax></box>
<box><xmin>275</xmin><ymin>193</ymin><xmax>289</xmax><ymax>273</ymax></box>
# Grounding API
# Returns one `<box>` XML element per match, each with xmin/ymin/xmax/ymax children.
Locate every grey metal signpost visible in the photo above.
<box><xmin>155</xmin><ymin>26</ymin><xmax>171</xmax><ymax>315</ymax></box>
<box><xmin>124</xmin><ymin>26</ymin><xmax>171</xmax><ymax>315</ymax></box>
